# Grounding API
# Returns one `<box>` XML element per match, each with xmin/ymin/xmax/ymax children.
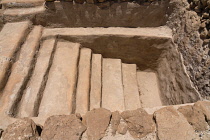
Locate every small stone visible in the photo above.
<box><xmin>111</xmin><ymin>111</ymin><xmax>121</xmax><ymax>135</ymax></box>
<box><xmin>2</xmin><ymin>118</ymin><xmax>39</xmax><ymax>140</ymax></box>
<box><xmin>195</xmin><ymin>6</ymin><xmax>201</xmax><ymax>12</ymax></box>
<box><xmin>200</xmin><ymin>28</ymin><xmax>208</xmax><ymax>39</ymax></box>
<box><xmin>200</xmin><ymin>21</ymin><xmax>206</xmax><ymax>28</ymax></box>
<box><xmin>117</xmin><ymin>123</ymin><xmax>128</xmax><ymax>135</ymax></box>
<box><xmin>203</xmin><ymin>13</ymin><xmax>209</xmax><ymax>18</ymax></box>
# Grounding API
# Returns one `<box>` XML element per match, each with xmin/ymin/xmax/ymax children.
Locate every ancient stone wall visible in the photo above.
<box><xmin>1</xmin><ymin>101</ymin><xmax>210</xmax><ymax>140</ymax></box>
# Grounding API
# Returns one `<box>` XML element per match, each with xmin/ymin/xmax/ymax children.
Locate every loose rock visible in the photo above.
<box><xmin>83</xmin><ymin>108</ymin><xmax>111</xmax><ymax>140</ymax></box>
<box><xmin>178</xmin><ymin>105</ymin><xmax>208</xmax><ymax>131</ymax></box>
<box><xmin>2</xmin><ymin>118</ymin><xmax>39</xmax><ymax>140</ymax></box>
<box><xmin>41</xmin><ymin>115</ymin><xmax>86</xmax><ymax>140</ymax></box>
<box><xmin>194</xmin><ymin>101</ymin><xmax>210</xmax><ymax>125</ymax></box>
<box><xmin>154</xmin><ymin>106</ymin><xmax>196</xmax><ymax>140</ymax></box>
<box><xmin>121</xmin><ymin>108</ymin><xmax>155</xmax><ymax>138</ymax></box>
<box><xmin>117</xmin><ymin>122</ymin><xmax>128</xmax><ymax>135</ymax></box>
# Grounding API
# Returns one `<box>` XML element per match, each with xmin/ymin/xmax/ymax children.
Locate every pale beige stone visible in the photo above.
<box><xmin>122</xmin><ymin>64</ymin><xmax>141</xmax><ymax>110</ymax></box>
<box><xmin>39</xmin><ymin>41</ymin><xmax>80</xmax><ymax>118</ymax></box>
<box><xmin>137</xmin><ymin>71</ymin><xmax>162</xmax><ymax>108</ymax></box>
<box><xmin>0</xmin><ymin>26</ymin><xmax>42</xmax><ymax>116</ymax></box>
<box><xmin>19</xmin><ymin>38</ymin><xmax>56</xmax><ymax>117</ymax></box>
<box><xmin>42</xmin><ymin>27</ymin><xmax>172</xmax><ymax>39</ymax></box>
<box><xmin>3</xmin><ymin>6</ymin><xmax>45</xmax><ymax>16</ymax></box>
<box><xmin>102</xmin><ymin>58</ymin><xmax>125</xmax><ymax>112</ymax></box>
<box><xmin>90</xmin><ymin>54</ymin><xmax>102</xmax><ymax>110</ymax></box>
<box><xmin>76</xmin><ymin>48</ymin><xmax>92</xmax><ymax>116</ymax></box>
<box><xmin>0</xmin><ymin>21</ymin><xmax>30</xmax><ymax>90</ymax></box>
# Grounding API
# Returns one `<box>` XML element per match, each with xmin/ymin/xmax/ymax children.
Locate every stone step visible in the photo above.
<box><xmin>3</xmin><ymin>6</ymin><xmax>45</xmax><ymax>22</ymax></box>
<box><xmin>0</xmin><ymin>21</ymin><xmax>30</xmax><ymax>91</ymax></box>
<box><xmin>18</xmin><ymin>38</ymin><xmax>56</xmax><ymax>118</ymax></box>
<box><xmin>0</xmin><ymin>26</ymin><xmax>42</xmax><ymax>116</ymax></box>
<box><xmin>90</xmin><ymin>54</ymin><xmax>102</xmax><ymax>110</ymax></box>
<box><xmin>1</xmin><ymin>0</ymin><xmax>45</xmax><ymax>8</ymax></box>
<box><xmin>122</xmin><ymin>63</ymin><xmax>141</xmax><ymax>110</ymax></box>
<box><xmin>102</xmin><ymin>58</ymin><xmax>125</xmax><ymax>112</ymax></box>
<box><xmin>38</xmin><ymin>41</ymin><xmax>80</xmax><ymax>118</ymax></box>
<box><xmin>75</xmin><ymin>48</ymin><xmax>92</xmax><ymax>116</ymax></box>
<box><xmin>137</xmin><ymin>71</ymin><xmax>162</xmax><ymax>108</ymax></box>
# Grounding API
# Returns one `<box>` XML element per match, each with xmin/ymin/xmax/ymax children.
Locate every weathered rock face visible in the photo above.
<box><xmin>110</xmin><ymin>111</ymin><xmax>121</xmax><ymax>135</ymax></box>
<box><xmin>194</xmin><ymin>101</ymin><xmax>210</xmax><ymax>125</ymax></box>
<box><xmin>2</xmin><ymin>118</ymin><xmax>39</xmax><ymax>140</ymax></box>
<box><xmin>83</xmin><ymin>108</ymin><xmax>111</xmax><ymax>140</ymax></box>
<box><xmin>154</xmin><ymin>106</ymin><xmax>196</xmax><ymax>140</ymax></box>
<box><xmin>178</xmin><ymin>105</ymin><xmax>208</xmax><ymax>131</ymax></box>
<box><xmin>41</xmin><ymin>115</ymin><xmax>86</xmax><ymax>140</ymax></box>
<box><xmin>167</xmin><ymin>0</ymin><xmax>210</xmax><ymax>99</ymax></box>
<box><xmin>121</xmin><ymin>108</ymin><xmax>155</xmax><ymax>138</ymax></box>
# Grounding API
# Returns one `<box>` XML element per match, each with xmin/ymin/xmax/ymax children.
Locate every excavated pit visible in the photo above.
<box><xmin>0</xmin><ymin>0</ymin><xmax>203</xmax><ymax>130</ymax></box>
<box><xmin>41</xmin><ymin>27</ymin><xmax>201</xmax><ymax>106</ymax></box>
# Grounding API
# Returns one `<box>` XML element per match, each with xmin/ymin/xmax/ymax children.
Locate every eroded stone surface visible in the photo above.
<box><xmin>154</xmin><ymin>106</ymin><xmax>196</xmax><ymax>140</ymax></box>
<box><xmin>83</xmin><ymin>108</ymin><xmax>111</xmax><ymax>140</ymax></box>
<box><xmin>178</xmin><ymin>105</ymin><xmax>208</xmax><ymax>131</ymax></box>
<box><xmin>121</xmin><ymin>108</ymin><xmax>155</xmax><ymax>139</ymax></box>
<box><xmin>2</xmin><ymin>118</ymin><xmax>39</xmax><ymax>140</ymax></box>
<box><xmin>41</xmin><ymin>115</ymin><xmax>86</xmax><ymax>140</ymax></box>
<box><xmin>194</xmin><ymin>101</ymin><xmax>210</xmax><ymax>125</ymax></box>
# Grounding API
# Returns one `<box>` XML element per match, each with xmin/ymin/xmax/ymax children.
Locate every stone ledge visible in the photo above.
<box><xmin>42</xmin><ymin>27</ymin><xmax>172</xmax><ymax>39</ymax></box>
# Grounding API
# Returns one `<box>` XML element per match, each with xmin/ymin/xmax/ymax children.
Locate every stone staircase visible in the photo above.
<box><xmin>0</xmin><ymin>0</ymin><xmax>45</xmax><ymax>22</ymax></box>
<box><xmin>0</xmin><ymin>21</ymin><xmax>164</xmax><ymax>126</ymax></box>
<box><xmin>0</xmin><ymin>18</ymin><xmax>207</xmax><ymax>140</ymax></box>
